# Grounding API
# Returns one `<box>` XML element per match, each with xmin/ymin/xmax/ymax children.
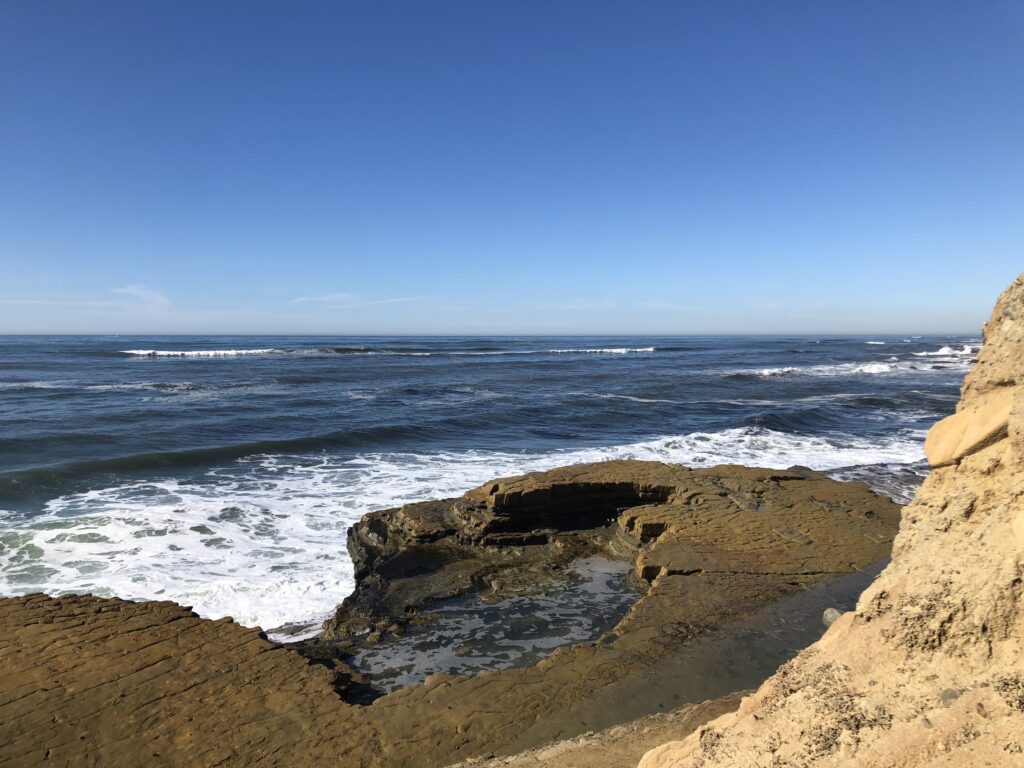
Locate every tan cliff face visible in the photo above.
<box><xmin>639</xmin><ymin>275</ymin><xmax>1024</xmax><ymax>768</ymax></box>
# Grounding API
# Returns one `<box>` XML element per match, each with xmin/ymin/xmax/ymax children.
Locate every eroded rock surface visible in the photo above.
<box><xmin>0</xmin><ymin>595</ymin><xmax>349</xmax><ymax>767</ymax></box>
<box><xmin>323</xmin><ymin>461</ymin><xmax>898</xmax><ymax>648</ymax></box>
<box><xmin>924</xmin><ymin>386</ymin><xmax>1013</xmax><ymax>467</ymax></box>
<box><xmin>638</xmin><ymin>275</ymin><xmax>1024</xmax><ymax>768</ymax></box>
<box><xmin>1</xmin><ymin>462</ymin><xmax>899</xmax><ymax>767</ymax></box>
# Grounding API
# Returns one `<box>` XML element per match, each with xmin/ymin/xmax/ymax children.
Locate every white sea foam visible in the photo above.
<box><xmin>568</xmin><ymin>392</ymin><xmax>682</xmax><ymax>404</ymax></box>
<box><xmin>0</xmin><ymin>381</ymin><xmax>65</xmax><ymax>390</ymax></box>
<box><xmin>752</xmin><ymin>364</ymin><xmax>900</xmax><ymax>377</ymax></box>
<box><xmin>912</xmin><ymin>344</ymin><xmax>980</xmax><ymax>357</ymax></box>
<box><xmin>121</xmin><ymin>349</ymin><xmax>280</xmax><ymax>357</ymax></box>
<box><xmin>343</xmin><ymin>389</ymin><xmax>379</xmax><ymax>401</ymax></box>
<box><xmin>550</xmin><ymin>347</ymin><xmax>655</xmax><ymax>354</ymax></box>
<box><xmin>748</xmin><ymin>357</ymin><xmax>972</xmax><ymax>378</ymax></box>
<box><xmin>854</xmin><ymin>362</ymin><xmax>895</xmax><ymax>374</ymax></box>
<box><xmin>420</xmin><ymin>347</ymin><xmax>656</xmax><ymax>357</ymax></box>
<box><xmin>0</xmin><ymin>426</ymin><xmax>924</xmax><ymax>639</ymax></box>
<box><xmin>117</xmin><ymin>347</ymin><xmax>656</xmax><ymax>359</ymax></box>
<box><xmin>744</xmin><ymin>342</ymin><xmax>981</xmax><ymax>379</ymax></box>
<box><xmin>0</xmin><ymin>380</ymin><xmax>187</xmax><ymax>392</ymax></box>
<box><xmin>83</xmin><ymin>382</ymin><xmax>164</xmax><ymax>391</ymax></box>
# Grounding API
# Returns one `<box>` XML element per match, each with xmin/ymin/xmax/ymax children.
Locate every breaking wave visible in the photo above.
<box><xmin>912</xmin><ymin>344</ymin><xmax>980</xmax><ymax>357</ymax></box>
<box><xmin>735</xmin><ymin>357</ymin><xmax>975</xmax><ymax>379</ymax></box>
<box><xmin>119</xmin><ymin>346</ymin><xmax>659</xmax><ymax>358</ymax></box>
<box><xmin>0</xmin><ymin>426</ymin><xmax>924</xmax><ymax>638</ymax></box>
<box><xmin>121</xmin><ymin>348</ymin><xmax>280</xmax><ymax>357</ymax></box>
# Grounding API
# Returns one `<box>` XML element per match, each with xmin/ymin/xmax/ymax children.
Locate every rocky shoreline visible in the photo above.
<box><xmin>2</xmin><ymin>460</ymin><xmax>899</xmax><ymax>767</ymax></box>
<box><xmin>636</xmin><ymin>275</ymin><xmax>1024</xmax><ymax>767</ymax></box>
<box><xmin>321</xmin><ymin>461</ymin><xmax>900</xmax><ymax>700</ymax></box>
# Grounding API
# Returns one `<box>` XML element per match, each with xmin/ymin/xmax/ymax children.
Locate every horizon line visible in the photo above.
<box><xmin>0</xmin><ymin>331</ymin><xmax>982</xmax><ymax>338</ymax></box>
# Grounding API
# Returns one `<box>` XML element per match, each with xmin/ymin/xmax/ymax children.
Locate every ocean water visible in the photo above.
<box><xmin>0</xmin><ymin>335</ymin><xmax>977</xmax><ymax>638</ymax></box>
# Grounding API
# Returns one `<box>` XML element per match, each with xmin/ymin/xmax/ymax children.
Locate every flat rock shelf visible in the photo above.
<box><xmin>1</xmin><ymin>460</ymin><xmax>901</xmax><ymax>768</ymax></box>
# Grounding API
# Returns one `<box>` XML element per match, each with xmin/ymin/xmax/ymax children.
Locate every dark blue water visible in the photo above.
<box><xmin>0</xmin><ymin>334</ymin><xmax>976</xmax><ymax>635</ymax></box>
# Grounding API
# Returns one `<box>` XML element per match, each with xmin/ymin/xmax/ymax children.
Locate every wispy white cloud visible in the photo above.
<box><xmin>354</xmin><ymin>296</ymin><xmax>435</xmax><ymax>308</ymax></box>
<box><xmin>0</xmin><ymin>285</ymin><xmax>172</xmax><ymax>315</ymax></box>
<box><xmin>0</xmin><ymin>297</ymin><xmax>120</xmax><ymax>309</ymax></box>
<box><xmin>539</xmin><ymin>297</ymin><xmax>621</xmax><ymax>311</ymax></box>
<box><xmin>0</xmin><ymin>285</ymin><xmax>277</xmax><ymax>332</ymax></box>
<box><xmin>111</xmin><ymin>285</ymin><xmax>172</xmax><ymax>311</ymax></box>
<box><xmin>289</xmin><ymin>293</ymin><xmax>434</xmax><ymax>309</ymax></box>
<box><xmin>289</xmin><ymin>292</ymin><xmax>357</xmax><ymax>306</ymax></box>
<box><xmin>635</xmin><ymin>300</ymin><xmax>703</xmax><ymax>314</ymax></box>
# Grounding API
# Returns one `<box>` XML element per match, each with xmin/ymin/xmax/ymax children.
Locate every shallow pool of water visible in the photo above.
<box><xmin>349</xmin><ymin>554</ymin><xmax>637</xmax><ymax>692</ymax></box>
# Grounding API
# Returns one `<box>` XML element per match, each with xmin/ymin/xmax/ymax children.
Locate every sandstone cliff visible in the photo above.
<box><xmin>639</xmin><ymin>275</ymin><xmax>1024</xmax><ymax>768</ymax></box>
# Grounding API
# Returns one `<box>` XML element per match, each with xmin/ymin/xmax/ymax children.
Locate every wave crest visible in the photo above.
<box><xmin>912</xmin><ymin>344</ymin><xmax>980</xmax><ymax>357</ymax></box>
<box><xmin>119</xmin><ymin>346</ymin><xmax>659</xmax><ymax>359</ymax></box>
<box><xmin>121</xmin><ymin>349</ymin><xmax>280</xmax><ymax>357</ymax></box>
<box><xmin>0</xmin><ymin>425</ymin><xmax>923</xmax><ymax>637</ymax></box>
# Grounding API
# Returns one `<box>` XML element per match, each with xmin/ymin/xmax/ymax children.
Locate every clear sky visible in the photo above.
<box><xmin>1</xmin><ymin>2</ymin><xmax>1021</xmax><ymax>335</ymax></box>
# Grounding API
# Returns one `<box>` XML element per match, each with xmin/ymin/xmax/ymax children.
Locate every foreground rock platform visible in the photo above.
<box><xmin>1</xmin><ymin>461</ymin><xmax>899</xmax><ymax>767</ymax></box>
<box><xmin>638</xmin><ymin>275</ymin><xmax>1024</xmax><ymax>768</ymax></box>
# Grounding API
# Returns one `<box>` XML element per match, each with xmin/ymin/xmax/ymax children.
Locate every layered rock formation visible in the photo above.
<box><xmin>1</xmin><ymin>462</ymin><xmax>899</xmax><ymax>767</ymax></box>
<box><xmin>0</xmin><ymin>595</ymin><xmax>351</xmax><ymax>767</ymax></box>
<box><xmin>323</xmin><ymin>461</ymin><xmax>898</xmax><ymax>648</ymax></box>
<box><xmin>639</xmin><ymin>275</ymin><xmax>1024</xmax><ymax>768</ymax></box>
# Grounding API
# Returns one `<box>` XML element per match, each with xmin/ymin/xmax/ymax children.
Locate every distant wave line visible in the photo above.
<box><xmin>119</xmin><ymin>346</ymin><xmax>659</xmax><ymax>358</ymax></box>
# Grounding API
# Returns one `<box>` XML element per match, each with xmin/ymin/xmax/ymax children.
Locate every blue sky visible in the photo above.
<box><xmin>1</xmin><ymin>2</ymin><xmax>1021</xmax><ymax>334</ymax></box>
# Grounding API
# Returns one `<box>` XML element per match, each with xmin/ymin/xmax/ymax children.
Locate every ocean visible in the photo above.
<box><xmin>0</xmin><ymin>334</ymin><xmax>977</xmax><ymax>638</ymax></box>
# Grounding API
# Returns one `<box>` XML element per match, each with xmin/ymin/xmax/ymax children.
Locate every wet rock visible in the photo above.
<box><xmin>323</xmin><ymin>461</ymin><xmax>899</xmax><ymax>646</ymax></box>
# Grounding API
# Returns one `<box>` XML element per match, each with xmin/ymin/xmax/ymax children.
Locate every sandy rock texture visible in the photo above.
<box><xmin>0</xmin><ymin>594</ymin><xmax>350</xmax><ymax>767</ymax></box>
<box><xmin>638</xmin><ymin>275</ymin><xmax>1024</xmax><ymax>768</ymax></box>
